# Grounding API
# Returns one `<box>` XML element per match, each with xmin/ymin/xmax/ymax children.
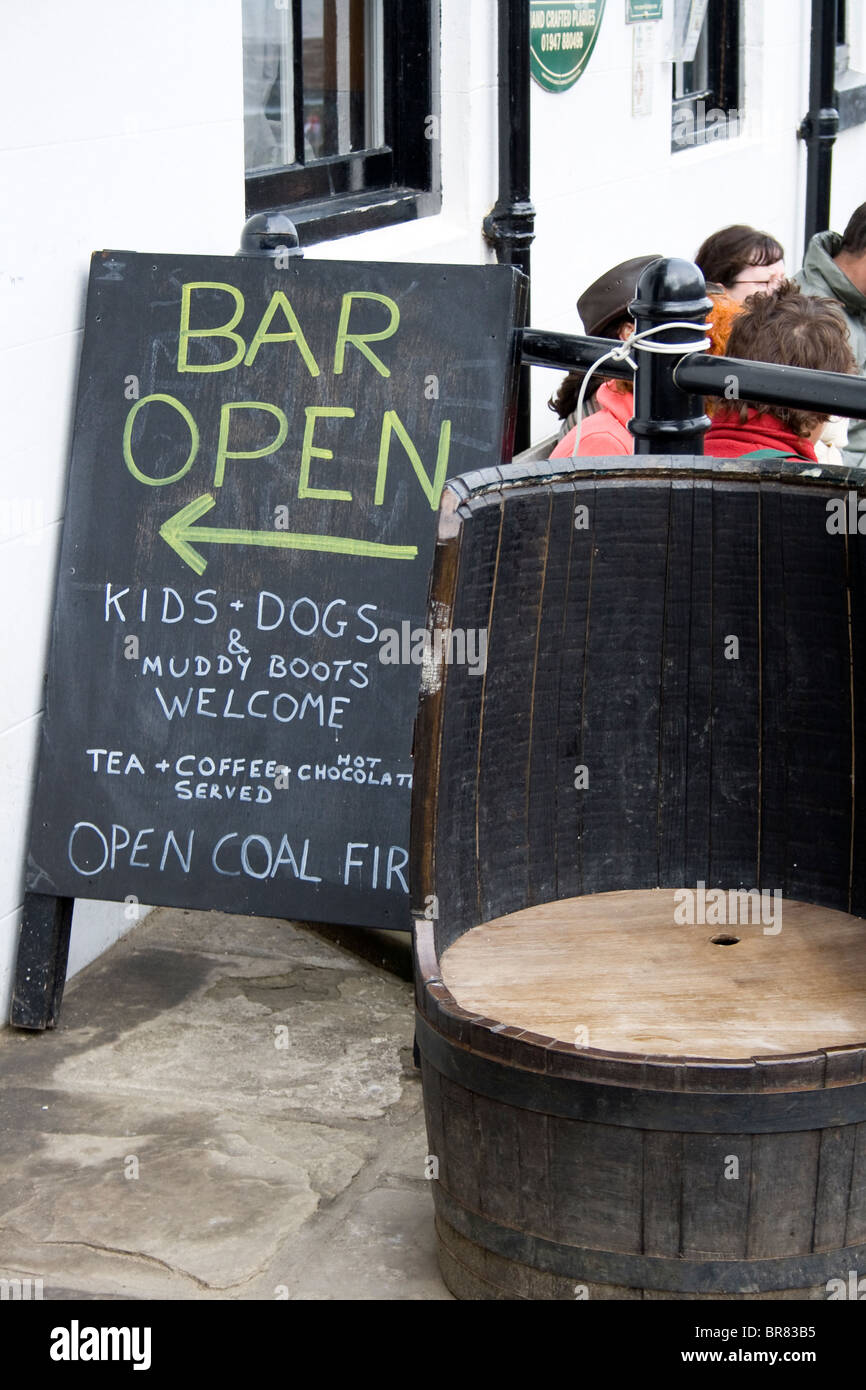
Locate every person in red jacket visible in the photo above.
<box><xmin>705</xmin><ymin>281</ymin><xmax>856</xmax><ymax>461</ymax></box>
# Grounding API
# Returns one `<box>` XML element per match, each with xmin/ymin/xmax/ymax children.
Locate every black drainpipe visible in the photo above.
<box><xmin>483</xmin><ymin>0</ymin><xmax>535</xmax><ymax>454</ymax></box>
<box><xmin>799</xmin><ymin>0</ymin><xmax>839</xmax><ymax>249</ymax></box>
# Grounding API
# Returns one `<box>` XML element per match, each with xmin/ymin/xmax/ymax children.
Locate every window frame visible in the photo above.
<box><xmin>244</xmin><ymin>0</ymin><xmax>440</xmax><ymax>245</ymax></box>
<box><xmin>671</xmin><ymin>0</ymin><xmax>741</xmax><ymax>153</ymax></box>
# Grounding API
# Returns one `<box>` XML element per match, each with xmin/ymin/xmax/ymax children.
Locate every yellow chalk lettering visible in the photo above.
<box><xmin>375</xmin><ymin>411</ymin><xmax>451</xmax><ymax>509</ymax></box>
<box><xmin>178</xmin><ymin>281</ymin><xmax>246</xmax><ymax>373</ymax></box>
<box><xmin>243</xmin><ymin>291</ymin><xmax>321</xmax><ymax>376</ymax></box>
<box><xmin>214</xmin><ymin>402</ymin><xmax>288</xmax><ymax>488</ymax></box>
<box><xmin>123</xmin><ymin>394</ymin><xmax>199</xmax><ymax>487</ymax></box>
<box><xmin>299</xmin><ymin>407</ymin><xmax>355</xmax><ymax>501</ymax></box>
<box><xmin>333</xmin><ymin>292</ymin><xmax>400</xmax><ymax>378</ymax></box>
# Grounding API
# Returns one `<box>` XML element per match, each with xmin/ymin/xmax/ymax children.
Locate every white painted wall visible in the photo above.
<box><xmin>831</xmin><ymin>121</ymin><xmax>866</xmax><ymax>237</ymax></box>
<box><xmin>3</xmin><ymin>0</ymin><xmax>866</xmax><ymax>1022</ymax></box>
<box><xmin>0</xmin><ymin>0</ymin><xmax>245</xmax><ymax>1022</ymax></box>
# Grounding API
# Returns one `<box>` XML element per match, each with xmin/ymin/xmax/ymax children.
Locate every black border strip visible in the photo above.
<box><xmin>416</xmin><ymin>1013</ymin><xmax>866</xmax><ymax>1133</ymax></box>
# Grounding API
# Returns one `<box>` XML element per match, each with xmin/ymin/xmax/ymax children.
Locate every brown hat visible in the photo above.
<box><xmin>578</xmin><ymin>254</ymin><xmax>663</xmax><ymax>337</ymax></box>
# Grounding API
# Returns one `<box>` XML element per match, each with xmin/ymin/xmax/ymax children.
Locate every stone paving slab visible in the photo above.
<box><xmin>0</xmin><ymin>909</ymin><xmax>450</xmax><ymax>1300</ymax></box>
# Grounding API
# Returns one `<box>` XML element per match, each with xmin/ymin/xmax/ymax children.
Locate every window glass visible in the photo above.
<box><xmin>671</xmin><ymin>0</ymin><xmax>741</xmax><ymax>152</ymax></box>
<box><xmin>674</xmin><ymin>23</ymin><xmax>710</xmax><ymax>103</ymax></box>
<box><xmin>243</xmin><ymin>0</ymin><xmax>295</xmax><ymax>172</ymax></box>
<box><xmin>241</xmin><ymin>0</ymin><xmax>437</xmax><ymax>244</ymax></box>
<box><xmin>242</xmin><ymin>0</ymin><xmax>384</xmax><ymax>175</ymax></box>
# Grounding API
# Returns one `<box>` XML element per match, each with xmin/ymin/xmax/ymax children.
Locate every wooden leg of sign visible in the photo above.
<box><xmin>10</xmin><ymin>892</ymin><xmax>74</xmax><ymax>1030</ymax></box>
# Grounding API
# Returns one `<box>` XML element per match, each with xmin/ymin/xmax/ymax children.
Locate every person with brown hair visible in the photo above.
<box><xmin>695</xmin><ymin>224</ymin><xmax>786</xmax><ymax>303</ymax></box>
<box><xmin>705</xmin><ymin>281</ymin><xmax>857</xmax><ymax>461</ymax></box>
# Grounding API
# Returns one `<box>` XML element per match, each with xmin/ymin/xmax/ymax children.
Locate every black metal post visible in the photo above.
<box><xmin>629</xmin><ymin>258</ymin><xmax>713</xmax><ymax>456</ymax></box>
<box><xmin>799</xmin><ymin>0</ymin><xmax>839</xmax><ymax>246</ymax></box>
<box><xmin>483</xmin><ymin>0</ymin><xmax>535</xmax><ymax>453</ymax></box>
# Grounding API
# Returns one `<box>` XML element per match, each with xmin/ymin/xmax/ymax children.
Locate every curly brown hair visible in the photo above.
<box><xmin>719</xmin><ymin>280</ymin><xmax>856</xmax><ymax>436</ymax></box>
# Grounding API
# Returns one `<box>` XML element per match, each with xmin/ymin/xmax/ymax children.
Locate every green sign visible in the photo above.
<box><xmin>626</xmin><ymin>0</ymin><xmax>663</xmax><ymax>20</ymax></box>
<box><xmin>530</xmin><ymin>3</ymin><xmax>607</xmax><ymax>92</ymax></box>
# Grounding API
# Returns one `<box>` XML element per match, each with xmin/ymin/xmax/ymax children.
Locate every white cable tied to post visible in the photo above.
<box><xmin>569</xmin><ymin>320</ymin><xmax>713</xmax><ymax>459</ymax></box>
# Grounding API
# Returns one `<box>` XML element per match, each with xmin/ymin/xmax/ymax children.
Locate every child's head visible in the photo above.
<box><xmin>720</xmin><ymin>281</ymin><xmax>856</xmax><ymax>437</ymax></box>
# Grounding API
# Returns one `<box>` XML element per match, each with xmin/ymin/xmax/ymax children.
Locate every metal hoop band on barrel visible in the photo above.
<box><xmin>432</xmin><ymin>1186</ymin><xmax>866</xmax><ymax>1295</ymax></box>
<box><xmin>415</xmin><ymin>1013</ymin><xmax>866</xmax><ymax>1134</ymax></box>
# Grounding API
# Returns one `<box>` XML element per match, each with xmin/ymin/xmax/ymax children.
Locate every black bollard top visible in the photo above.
<box><xmin>629</xmin><ymin>257</ymin><xmax>711</xmax><ymax>322</ymax></box>
<box><xmin>628</xmin><ymin>257</ymin><xmax>713</xmax><ymax>456</ymax></box>
<box><xmin>237</xmin><ymin>211</ymin><xmax>303</xmax><ymax>258</ymax></box>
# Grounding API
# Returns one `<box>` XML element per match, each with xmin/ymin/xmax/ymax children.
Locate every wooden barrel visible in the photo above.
<box><xmin>411</xmin><ymin>454</ymin><xmax>866</xmax><ymax>1300</ymax></box>
<box><xmin>416</xmin><ymin>893</ymin><xmax>866</xmax><ymax>1300</ymax></box>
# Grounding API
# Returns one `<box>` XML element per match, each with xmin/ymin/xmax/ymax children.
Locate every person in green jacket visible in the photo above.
<box><xmin>795</xmin><ymin>202</ymin><xmax>866</xmax><ymax>467</ymax></box>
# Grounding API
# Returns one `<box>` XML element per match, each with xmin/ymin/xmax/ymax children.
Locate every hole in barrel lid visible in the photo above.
<box><xmin>710</xmin><ymin>934</ymin><xmax>740</xmax><ymax>946</ymax></box>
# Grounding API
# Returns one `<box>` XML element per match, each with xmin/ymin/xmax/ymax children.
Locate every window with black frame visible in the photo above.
<box><xmin>242</xmin><ymin>0</ymin><xmax>439</xmax><ymax>244</ymax></box>
<box><xmin>671</xmin><ymin>0</ymin><xmax>741</xmax><ymax>152</ymax></box>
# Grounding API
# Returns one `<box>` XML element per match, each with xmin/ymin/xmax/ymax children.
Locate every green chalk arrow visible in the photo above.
<box><xmin>159</xmin><ymin>494</ymin><xmax>418</xmax><ymax>575</ymax></box>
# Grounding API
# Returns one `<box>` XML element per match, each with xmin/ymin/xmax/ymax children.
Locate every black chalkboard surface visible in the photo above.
<box><xmin>18</xmin><ymin>250</ymin><xmax>525</xmax><ymax>1023</ymax></box>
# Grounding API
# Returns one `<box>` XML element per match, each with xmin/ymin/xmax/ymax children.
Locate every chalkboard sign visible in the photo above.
<box><xmin>19</xmin><ymin>250</ymin><xmax>525</xmax><ymax>1018</ymax></box>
